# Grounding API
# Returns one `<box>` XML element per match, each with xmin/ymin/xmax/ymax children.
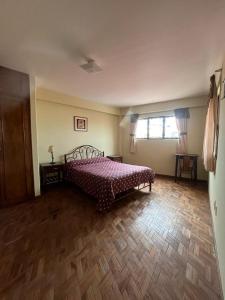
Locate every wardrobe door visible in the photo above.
<box><xmin>0</xmin><ymin>102</ymin><xmax>4</xmax><ymax>204</ymax></box>
<box><xmin>0</xmin><ymin>67</ymin><xmax>34</xmax><ymax>207</ymax></box>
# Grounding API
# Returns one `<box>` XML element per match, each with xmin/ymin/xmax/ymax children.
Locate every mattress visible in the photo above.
<box><xmin>64</xmin><ymin>157</ymin><xmax>155</xmax><ymax>211</ymax></box>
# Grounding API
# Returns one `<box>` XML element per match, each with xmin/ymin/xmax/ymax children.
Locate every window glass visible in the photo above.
<box><xmin>136</xmin><ymin>119</ymin><xmax>148</xmax><ymax>139</ymax></box>
<box><xmin>164</xmin><ymin>116</ymin><xmax>179</xmax><ymax>138</ymax></box>
<box><xmin>149</xmin><ymin>118</ymin><xmax>163</xmax><ymax>138</ymax></box>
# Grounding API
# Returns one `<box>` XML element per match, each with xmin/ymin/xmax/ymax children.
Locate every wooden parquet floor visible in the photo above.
<box><xmin>0</xmin><ymin>178</ymin><xmax>222</xmax><ymax>300</ymax></box>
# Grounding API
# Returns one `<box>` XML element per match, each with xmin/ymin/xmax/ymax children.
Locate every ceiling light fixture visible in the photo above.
<box><xmin>80</xmin><ymin>58</ymin><xmax>102</xmax><ymax>73</ymax></box>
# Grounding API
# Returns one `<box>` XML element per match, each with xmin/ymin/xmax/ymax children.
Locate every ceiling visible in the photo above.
<box><xmin>0</xmin><ymin>0</ymin><xmax>225</xmax><ymax>107</ymax></box>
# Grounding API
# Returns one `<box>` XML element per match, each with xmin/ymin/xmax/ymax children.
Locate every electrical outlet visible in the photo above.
<box><xmin>214</xmin><ymin>201</ymin><xmax>218</xmax><ymax>216</ymax></box>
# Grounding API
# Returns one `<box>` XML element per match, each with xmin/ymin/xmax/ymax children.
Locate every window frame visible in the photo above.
<box><xmin>136</xmin><ymin>116</ymin><xmax>179</xmax><ymax>140</ymax></box>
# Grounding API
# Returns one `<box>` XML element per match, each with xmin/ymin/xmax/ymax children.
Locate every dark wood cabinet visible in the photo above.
<box><xmin>0</xmin><ymin>66</ymin><xmax>34</xmax><ymax>207</ymax></box>
<box><xmin>40</xmin><ymin>163</ymin><xmax>64</xmax><ymax>189</ymax></box>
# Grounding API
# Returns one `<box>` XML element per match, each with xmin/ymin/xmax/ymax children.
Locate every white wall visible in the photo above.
<box><xmin>120</xmin><ymin>97</ymin><xmax>208</xmax><ymax>180</ymax></box>
<box><xmin>209</xmin><ymin>59</ymin><xmax>225</xmax><ymax>296</ymax></box>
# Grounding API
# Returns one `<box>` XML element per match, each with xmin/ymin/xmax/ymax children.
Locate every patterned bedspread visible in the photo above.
<box><xmin>64</xmin><ymin>157</ymin><xmax>155</xmax><ymax>211</ymax></box>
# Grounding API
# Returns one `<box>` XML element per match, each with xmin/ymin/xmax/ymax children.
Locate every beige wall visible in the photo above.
<box><xmin>121</xmin><ymin>96</ymin><xmax>208</xmax><ymax>115</ymax></box>
<box><xmin>120</xmin><ymin>97</ymin><xmax>208</xmax><ymax>180</ymax></box>
<box><xmin>30</xmin><ymin>77</ymin><xmax>40</xmax><ymax>196</ymax></box>
<box><xmin>37</xmin><ymin>99</ymin><xmax>119</xmax><ymax>163</ymax></box>
<box><xmin>37</xmin><ymin>88</ymin><xmax>120</xmax><ymax>116</ymax></box>
<box><xmin>209</xmin><ymin>59</ymin><xmax>225</xmax><ymax>296</ymax></box>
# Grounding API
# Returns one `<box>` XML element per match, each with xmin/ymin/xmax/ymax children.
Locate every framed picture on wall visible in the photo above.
<box><xmin>74</xmin><ymin>116</ymin><xmax>88</xmax><ymax>132</ymax></box>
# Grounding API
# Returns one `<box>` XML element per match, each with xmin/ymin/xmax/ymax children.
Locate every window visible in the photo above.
<box><xmin>164</xmin><ymin>116</ymin><xmax>179</xmax><ymax>138</ymax></box>
<box><xmin>149</xmin><ymin>118</ymin><xmax>163</xmax><ymax>138</ymax></box>
<box><xmin>136</xmin><ymin>119</ymin><xmax>148</xmax><ymax>139</ymax></box>
<box><xmin>136</xmin><ymin>116</ymin><xmax>178</xmax><ymax>139</ymax></box>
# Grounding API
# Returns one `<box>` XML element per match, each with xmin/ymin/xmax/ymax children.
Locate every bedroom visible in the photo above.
<box><xmin>0</xmin><ymin>0</ymin><xmax>225</xmax><ymax>299</ymax></box>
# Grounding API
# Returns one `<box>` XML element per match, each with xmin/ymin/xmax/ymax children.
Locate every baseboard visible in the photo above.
<box><xmin>155</xmin><ymin>173</ymin><xmax>208</xmax><ymax>184</ymax></box>
<box><xmin>155</xmin><ymin>173</ymin><xmax>174</xmax><ymax>180</ymax></box>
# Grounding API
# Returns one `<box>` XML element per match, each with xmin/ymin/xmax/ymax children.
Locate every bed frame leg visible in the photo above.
<box><xmin>149</xmin><ymin>182</ymin><xmax>152</xmax><ymax>192</ymax></box>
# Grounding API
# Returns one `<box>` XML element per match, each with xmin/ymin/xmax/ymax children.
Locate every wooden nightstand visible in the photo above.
<box><xmin>107</xmin><ymin>155</ymin><xmax>123</xmax><ymax>163</ymax></box>
<box><xmin>40</xmin><ymin>162</ymin><xmax>64</xmax><ymax>189</ymax></box>
<box><xmin>175</xmin><ymin>154</ymin><xmax>198</xmax><ymax>182</ymax></box>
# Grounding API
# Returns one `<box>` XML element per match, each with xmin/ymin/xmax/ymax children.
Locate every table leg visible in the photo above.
<box><xmin>194</xmin><ymin>158</ymin><xmax>197</xmax><ymax>182</ymax></box>
<box><xmin>175</xmin><ymin>156</ymin><xmax>178</xmax><ymax>182</ymax></box>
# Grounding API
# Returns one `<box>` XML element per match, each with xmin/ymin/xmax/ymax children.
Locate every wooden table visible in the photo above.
<box><xmin>175</xmin><ymin>154</ymin><xmax>198</xmax><ymax>182</ymax></box>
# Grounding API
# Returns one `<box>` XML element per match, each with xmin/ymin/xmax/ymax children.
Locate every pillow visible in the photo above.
<box><xmin>66</xmin><ymin>156</ymin><xmax>110</xmax><ymax>167</ymax></box>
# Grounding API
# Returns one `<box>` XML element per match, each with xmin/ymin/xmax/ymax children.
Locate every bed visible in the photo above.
<box><xmin>64</xmin><ymin>145</ymin><xmax>155</xmax><ymax>211</ymax></box>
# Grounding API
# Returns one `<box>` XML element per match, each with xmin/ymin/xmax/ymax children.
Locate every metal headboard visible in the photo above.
<box><xmin>64</xmin><ymin>145</ymin><xmax>104</xmax><ymax>163</ymax></box>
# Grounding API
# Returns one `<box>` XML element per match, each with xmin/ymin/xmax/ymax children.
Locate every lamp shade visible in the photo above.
<box><xmin>48</xmin><ymin>145</ymin><xmax>54</xmax><ymax>153</ymax></box>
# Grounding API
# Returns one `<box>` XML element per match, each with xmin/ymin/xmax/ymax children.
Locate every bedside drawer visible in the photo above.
<box><xmin>112</xmin><ymin>157</ymin><xmax>122</xmax><ymax>162</ymax></box>
<box><xmin>107</xmin><ymin>156</ymin><xmax>123</xmax><ymax>163</ymax></box>
<box><xmin>44</xmin><ymin>166</ymin><xmax>61</xmax><ymax>172</ymax></box>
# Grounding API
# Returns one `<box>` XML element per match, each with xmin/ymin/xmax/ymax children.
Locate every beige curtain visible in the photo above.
<box><xmin>203</xmin><ymin>75</ymin><xmax>219</xmax><ymax>172</ymax></box>
<box><xmin>129</xmin><ymin>114</ymin><xmax>139</xmax><ymax>153</ymax></box>
<box><xmin>174</xmin><ymin>108</ymin><xmax>190</xmax><ymax>154</ymax></box>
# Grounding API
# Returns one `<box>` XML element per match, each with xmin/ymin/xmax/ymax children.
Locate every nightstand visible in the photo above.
<box><xmin>40</xmin><ymin>162</ymin><xmax>64</xmax><ymax>189</ymax></box>
<box><xmin>175</xmin><ymin>154</ymin><xmax>198</xmax><ymax>182</ymax></box>
<box><xmin>107</xmin><ymin>155</ymin><xmax>123</xmax><ymax>163</ymax></box>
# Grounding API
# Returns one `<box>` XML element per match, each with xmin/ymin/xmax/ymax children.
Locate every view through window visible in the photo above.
<box><xmin>136</xmin><ymin>116</ymin><xmax>178</xmax><ymax>139</ymax></box>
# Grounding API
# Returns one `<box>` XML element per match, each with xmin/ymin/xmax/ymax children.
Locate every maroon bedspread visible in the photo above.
<box><xmin>65</xmin><ymin>157</ymin><xmax>155</xmax><ymax>211</ymax></box>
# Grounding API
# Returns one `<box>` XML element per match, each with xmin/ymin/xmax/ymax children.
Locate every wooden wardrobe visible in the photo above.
<box><xmin>0</xmin><ymin>66</ymin><xmax>34</xmax><ymax>207</ymax></box>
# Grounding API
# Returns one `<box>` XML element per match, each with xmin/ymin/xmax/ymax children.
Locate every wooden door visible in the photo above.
<box><xmin>0</xmin><ymin>67</ymin><xmax>34</xmax><ymax>207</ymax></box>
<box><xmin>0</xmin><ymin>101</ymin><xmax>4</xmax><ymax>204</ymax></box>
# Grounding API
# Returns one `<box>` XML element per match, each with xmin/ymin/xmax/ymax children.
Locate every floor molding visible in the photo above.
<box><xmin>156</xmin><ymin>173</ymin><xmax>208</xmax><ymax>184</ymax></box>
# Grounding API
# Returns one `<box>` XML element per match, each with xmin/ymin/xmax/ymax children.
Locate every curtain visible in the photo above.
<box><xmin>203</xmin><ymin>75</ymin><xmax>219</xmax><ymax>172</ymax></box>
<box><xmin>129</xmin><ymin>114</ymin><xmax>139</xmax><ymax>153</ymax></box>
<box><xmin>174</xmin><ymin>108</ymin><xmax>190</xmax><ymax>154</ymax></box>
